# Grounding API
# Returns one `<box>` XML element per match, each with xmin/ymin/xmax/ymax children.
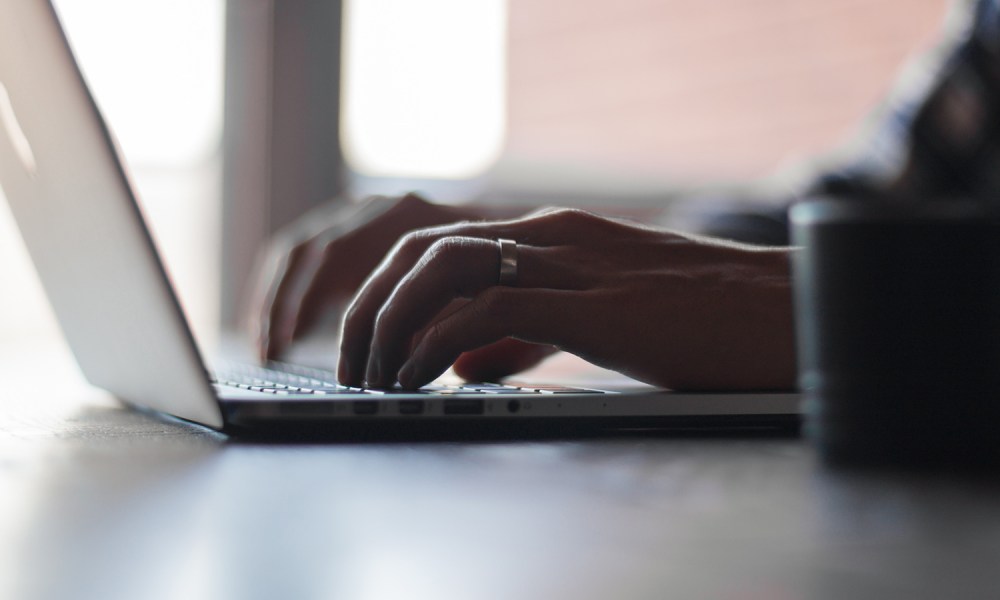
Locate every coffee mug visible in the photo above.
<box><xmin>790</xmin><ymin>198</ymin><xmax>1000</xmax><ymax>468</ymax></box>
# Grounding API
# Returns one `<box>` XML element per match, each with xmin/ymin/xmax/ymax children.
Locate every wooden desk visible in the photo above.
<box><xmin>2</xmin><ymin>340</ymin><xmax>999</xmax><ymax>600</ymax></box>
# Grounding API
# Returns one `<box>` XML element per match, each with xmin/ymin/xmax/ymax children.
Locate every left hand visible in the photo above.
<box><xmin>337</xmin><ymin>208</ymin><xmax>797</xmax><ymax>391</ymax></box>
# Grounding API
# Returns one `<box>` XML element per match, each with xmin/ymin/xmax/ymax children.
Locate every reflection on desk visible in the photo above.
<box><xmin>1</xmin><ymin>339</ymin><xmax>999</xmax><ymax>600</ymax></box>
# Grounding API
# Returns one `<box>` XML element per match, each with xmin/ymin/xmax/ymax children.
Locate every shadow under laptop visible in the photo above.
<box><xmin>222</xmin><ymin>415</ymin><xmax>802</xmax><ymax>444</ymax></box>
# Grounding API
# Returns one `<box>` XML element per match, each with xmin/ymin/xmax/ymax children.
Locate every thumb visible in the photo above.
<box><xmin>452</xmin><ymin>338</ymin><xmax>558</xmax><ymax>382</ymax></box>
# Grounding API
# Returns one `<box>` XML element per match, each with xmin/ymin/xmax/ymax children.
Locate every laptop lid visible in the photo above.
<box><xmin>0</xmin><ymin>0</ymin><xmax>223</xmax><ymax>427</ymax></box>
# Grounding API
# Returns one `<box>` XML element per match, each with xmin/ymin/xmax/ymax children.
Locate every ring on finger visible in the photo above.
<box><xmin>497</xmin><ymin>238</ymin><xmax>518</xmax><ymax>286</ymax></box>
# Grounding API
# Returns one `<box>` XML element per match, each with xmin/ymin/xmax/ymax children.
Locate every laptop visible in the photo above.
<box><xmin>0</xmin><ymin>0</ymin><xmax>800</xmax><ymax>438</ymax></box>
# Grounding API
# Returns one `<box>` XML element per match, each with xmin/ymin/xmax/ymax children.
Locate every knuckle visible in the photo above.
<box><xmin>289</xmin><ymin>238</ymin><xmax>327</xmax><ymax>269</ymax></box>
<box><xmin>424</xmin><ymin>236</ymin><xmax>464</xmax><ymax>265</ymax></box>
<box><xmin>271</xmin><ymin>225</ymin><xmax>308</xmax><ymax>251</ymax></box>
<box><xmin>319</xmin><ymin>236</ymin><xmax>341</xmax><ymax>259</ymax></box>
<box><xmin>275</xmin><ymin>218</ymin><xmax>327</xmax><ymax>253</ymax></box>
<box><xmin>526</xmin><ymin>205</ymin><xmax>560</xmax><ymax>218</ymax></box>
<box><xmin>285</xmin><ymin>240</ymin><xmax>311</xmax><ymax>261</ymax></box>
<box><xmin>532</xmin><ymin>207</ymin><xmax>596</xmax><ymax>229</ymax></box>
<box><xmin>397</xmin><ymin>229</ymin><xmax>434</xmax><ymax>259</ymax></box>
<box><xmin>389</xmin><ymin>231</ymin><xmax>414</xmax><ymax>255</ymax></box>
<box><xmin>556</xmin><ymin>207</ymin><xmax>596</xmax><ymax>223</ymax></box>
<box><xmin>399</xmin><ymin>191</ymin><xmax>428</xmax><ymax>207</ymax></box>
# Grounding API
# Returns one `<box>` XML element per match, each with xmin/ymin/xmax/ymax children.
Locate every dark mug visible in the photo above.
<box><xmin>790</xmin><ymin>198</ymin><xmax>1000</xmax><ymax>468</ymax></box>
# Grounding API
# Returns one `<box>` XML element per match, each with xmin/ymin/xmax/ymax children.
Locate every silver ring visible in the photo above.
<box><xmin>497</xmin><ymin>238</ymin><xmax>518</xmax><ymax>286</ymax></box>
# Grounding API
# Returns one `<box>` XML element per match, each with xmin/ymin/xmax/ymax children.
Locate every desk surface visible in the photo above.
<box><xmin>2</xmin><ymin>340</ymin><xmax>999</xmax><ymax>600</ymax></box>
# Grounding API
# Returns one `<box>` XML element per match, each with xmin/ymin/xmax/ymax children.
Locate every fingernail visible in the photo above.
<box><xmin>365</xmin><ymin>356</ymin><xmax>381</xmax><ymax>387</ymax></box>
<box><xmin>397</xmin><ymin>361</ymin><xmax>417</xmax><ymax>389</ymax></box>
<box><xmin>337</xmin><ymin>357</ymin><xmax>352</xmax><ymax>385</ymax></box>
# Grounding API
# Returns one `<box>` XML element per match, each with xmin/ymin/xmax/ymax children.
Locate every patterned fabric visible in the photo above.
<box><xmin>813</xmin><ymin>0</ymin><xmax>1000</xmax><ymax>202</ymax></box>
<box><xmin>699</xmin><ymin>0</ymin><xmax>1000</xmax><ymax>245</ymax></box>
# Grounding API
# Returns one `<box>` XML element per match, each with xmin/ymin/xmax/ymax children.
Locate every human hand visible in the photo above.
<box><xmin>250</xmin><ymin>193</ymin><xmax>458</xmax><ymax>361</ymax></box>
<box><xmin>249</xmin><ymin>193</ymin><xmax>548</xmax><ymax>379</ymax></box>
<box><xmin>338</xmin><ymin>208</ymin><xmax>797</xmax><ymax>391</ymax></box>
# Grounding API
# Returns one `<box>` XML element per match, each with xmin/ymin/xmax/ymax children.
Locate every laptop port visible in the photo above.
<box><xmin>352</xmin><ymin>401</ymin><xmax>378</xmax><ymax>415</ymax></box>
<box><xmin>443</xmin><ymin>399</ymin><xmax>484</xmax><ymax>415</ymax></box>
<box><xmin>398</xmin><ymin>400</ymin><xmax>424</xmax><ymax>415</ymax></box>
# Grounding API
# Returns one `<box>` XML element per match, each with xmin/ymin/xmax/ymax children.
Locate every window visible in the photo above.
<box><xmin>0</xmin><ymin>0</ymin><xmax>224</xmax><ymax>343</ymax></box>
<box><xmin>342</xmin><ymin>0</ymin><xmax>506</xmax><ymax>180</ymax></box>
<box><xmin>503</xmin><ymin>0</ymin><xmax>950</xmax><ymax>182</ymax></box>
<box><xmin>2</xmin><ymin>0</ymin><xmax>951</xmax><ymax>342</ymax></box>
<box><xmin>343</xmin><ymin>0</ymin><xmax>950</xmax><ymax>191</ymax></box>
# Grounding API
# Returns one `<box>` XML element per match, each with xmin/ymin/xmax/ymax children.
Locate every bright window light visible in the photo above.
<box><xmin>0</xmin><ymin>1</ymin><xmax>226</xmax><ymax>343</ymax></box>
<box><xmin>51</xmin><ymin>0</ymin><xmax>224</xmax><ymax>167</ymax></box>
<box><xmin>342</xmin><ymin>0</ymin><xmax>507</xmax><ymax>179</ymax></box>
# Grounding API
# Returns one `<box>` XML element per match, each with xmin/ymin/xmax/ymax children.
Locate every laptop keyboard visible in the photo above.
<box><xmin>212</xmin><ymin>362</ymin><xmax>608</xmax><ymax>396</ymax></box>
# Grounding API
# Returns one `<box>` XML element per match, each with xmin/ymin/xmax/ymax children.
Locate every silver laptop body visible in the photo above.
<box><xmin>0</xmin><ymin>0</ymin><xmax>799</xmax><ymax>437</ymax></box>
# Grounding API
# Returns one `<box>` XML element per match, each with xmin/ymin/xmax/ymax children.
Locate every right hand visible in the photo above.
<box><xmin>335</xmin><ymin>207</ymin><xmax>796</xmax><ymax>391</ymax></box>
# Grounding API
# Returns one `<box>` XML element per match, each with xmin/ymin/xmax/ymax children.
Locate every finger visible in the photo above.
<box><xmin>254</xmin><ymin>240</ymin><xmax>313</xmax><ymax>362</ymax></box>
<box><xmin>337</xmin><ymin>235</ymin><xmax>428</xmax><ymax>385</ymax></box>
<box><xmin>337</xmin><ymin>227</ymin><xmax>488</xmax><ymax>385</ymax></box>
<box><xmin>364</xmin><ymin>238</ymin><xmax>580</xmax><ymax>387</ymax></box>
<box><xmin>287</xmin><ymin>195</ymin><xmax>427</xmax><ymax>341</ymax></box>
<box><xmin>397</xmin><ymin>287</ymin><xmax>581</xmax><ymax>389</ymax></box>
<box><xmin>286</xmin><ymin>240</ymin><xmax>347</xmax><ymax>342</ymax></box>
<box><xmin>362</xmin><ymin>237</ymin><xmax>497</xmax><ymax>386</ymax></box>
<box><xmin>336</xmin><ymin>214</ymin><xmax>599</xmax><ymax>384</ymax></box>
<box><xmin>452</xmin><ymin>339</ymin><xmax>558</xmax><ymax>382</ymax></box>
<box><xmin>246</xmin><ymin>253</ymin><xmax>279</xmax><ymax>361</ymax></box>
<box><xmin>257</xmin><ymin>195</ymin><xmax>397</xmax><ymax>361</ymax></box>
<box><xmin>261</xmin><ymin>242</ymin><xmax>326</xmax><ymax>361</ymax></box>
